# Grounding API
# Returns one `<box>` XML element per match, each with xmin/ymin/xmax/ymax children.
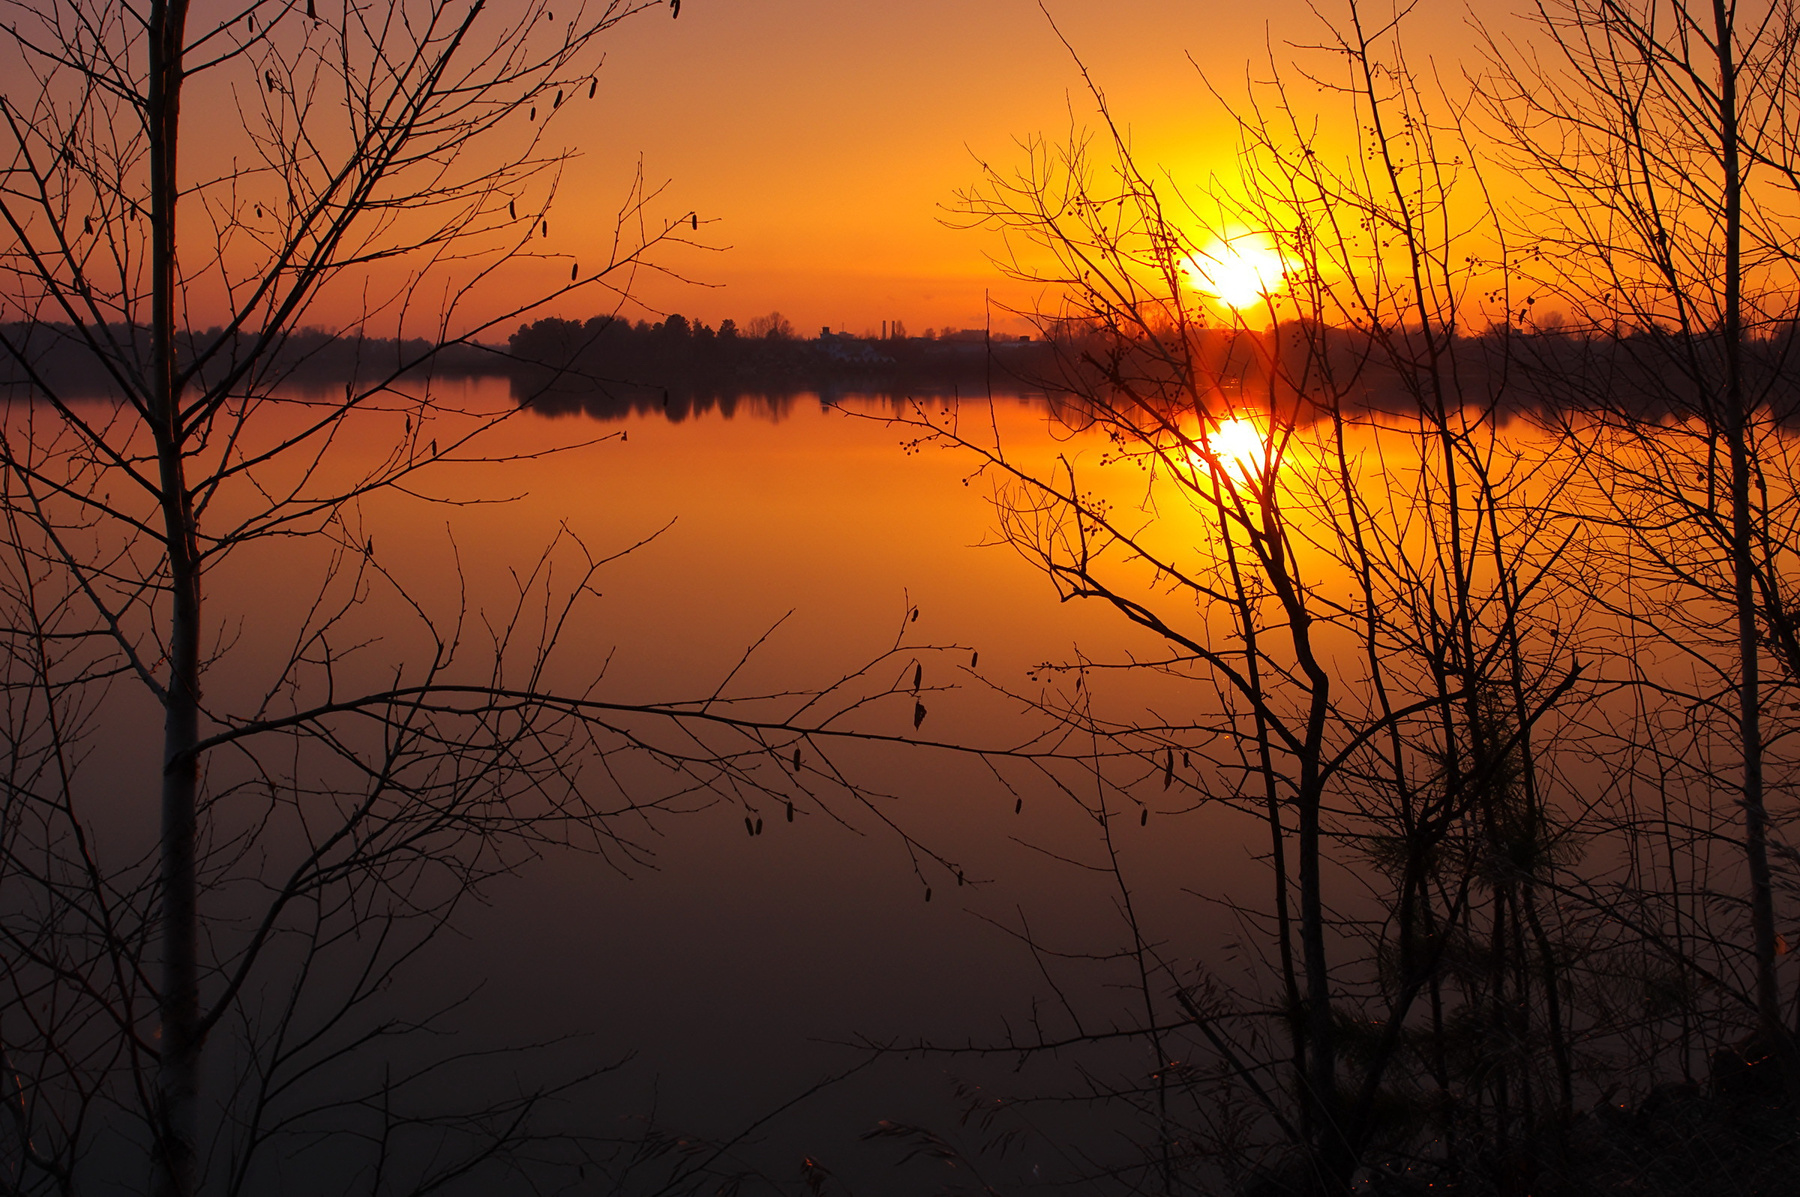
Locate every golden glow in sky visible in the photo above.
<box><xmin>540</xmin><ymin>0</ymin><xmax>1366</xmax><ymax>334</ymax></box>
<box><xmin>233</xmin><ymin>0</ymin><xmax>1487</xmax><ymax>335</ymax></box>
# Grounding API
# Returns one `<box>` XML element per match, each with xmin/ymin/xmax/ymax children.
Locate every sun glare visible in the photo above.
<box><xmin>1182</xmin><ymin>234</ymin><xmax>1284</xmax><ymax>310</ymax></box>
<box><xmin>1196</xmin><ymin>416</ymin><xmax>1268</xmax><ymax>475</ymax></box>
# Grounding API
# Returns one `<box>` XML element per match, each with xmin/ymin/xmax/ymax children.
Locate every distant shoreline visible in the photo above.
<box><xmin>11</xmin><ymin>318</ymin><xmax>1794</xmax><ymax>425</ymax></box>
<box><xmin>0</xmin><ymin>318</ymin><xmax>1053</xmax><ymax>407</ymax></box>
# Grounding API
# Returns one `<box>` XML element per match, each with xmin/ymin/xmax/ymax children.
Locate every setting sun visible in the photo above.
<box><xmin>1182</xmin><ymin>234</ymin><xmax>1285</xmax><ymax>310</ymax></box>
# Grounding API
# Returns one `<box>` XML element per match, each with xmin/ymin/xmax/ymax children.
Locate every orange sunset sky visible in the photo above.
<box><xmin>523</xmin><ymin>0</ymin><xmax>1484</xmax><ymax>338</ymax></box>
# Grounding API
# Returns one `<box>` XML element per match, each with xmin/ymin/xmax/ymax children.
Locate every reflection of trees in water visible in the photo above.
<box><xmin>505</xmin><ymin>312</ymin><xmax>1052</xmax><ymax>412</ymax></box>
<box><xmin>513</xmin><ymin>380</ymin><xmax>1031</xmax><ymax>423</ymax></box>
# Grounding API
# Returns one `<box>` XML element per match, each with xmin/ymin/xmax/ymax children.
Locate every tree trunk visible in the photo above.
<box><xmin>149</xmin><ymin>1</ymin><xmax>200</xmax><ymax>1193</ymax></box>
<box><xmin>1713</xmin><ymin>0</ymin><xmax>1790</xmax><ymax>1087</ymax></box>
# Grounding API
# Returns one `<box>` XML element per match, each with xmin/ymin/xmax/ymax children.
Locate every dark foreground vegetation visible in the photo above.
<box><xmin>834</xmin><ymin>0</ymin><xmax>1800</xmax><ymax>1193</ymax></box>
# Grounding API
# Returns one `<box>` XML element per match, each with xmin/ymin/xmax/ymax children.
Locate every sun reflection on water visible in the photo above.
<box><xmin>1189</xmin><ymin>415</ymin><xmax>1269</xmax><ymax>477</ymax></box>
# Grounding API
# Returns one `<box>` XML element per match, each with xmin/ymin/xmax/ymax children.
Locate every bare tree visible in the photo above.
<box><xmin>1477</xmin><ymin>0</ymin><xmax>1800</xmax><ymax>1090</ymax></box>
<box><xmin>0</xmin><ymin>2</ymin><xmax>1003</xmax><ymax>1195</ymax></box>
<box><xmin>854</xmin><ymin>0</ymin><xmax>1800</xmax><ymax>1187</ymax></box>
<box><xmin>878</xmin><ymin>7</ymin><xmax>1618</xmax><ymax>1193</ymax></box>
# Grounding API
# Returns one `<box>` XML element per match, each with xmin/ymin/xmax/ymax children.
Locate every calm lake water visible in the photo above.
<box><xmin>483</xmin><ymin>387</ymin><xmax>1264</xmax><ymax>1185</ymax></box>
<box><xmin>26</xmin><ymin>338</ymin><xmax>1798</xmax><ymax>1196</ymax></box>
<box><xmin>140</xmin><ymin>378</ymin><xmax>1269</xmax><ymax>1191</ymax></box>
<box><xmin>58</xmin><ymin>363</ymin><xmax>1756</xmax><ymax>1196</ymax></box>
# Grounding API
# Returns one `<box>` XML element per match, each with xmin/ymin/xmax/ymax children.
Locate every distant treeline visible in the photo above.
<box><xmin>0</xmin><ymin>322</ymin><xmax>502</xmax><ymax>399</ymax></box>
<box><xmin>11</xmin><ymin>315</ymin><xmax>1800</xmax><ymax>423</ymax></box>
<box><xmin>0</xmin><ymin>316</ymin><xmax>1051</xmax><ymax>409</ymax></box>
<box><xmin>506</xmin><ymin>312</ymin><xmax>1051</xmax><ymax>418</ymax></box>
<box><xmin>503</xmin><ymin>313</ymin><xmax>1800</xmax><ymax>422</ymax></box>
<box><xmin>1039</xmin><ymin>317</ymin><xmax>1800</xmax><ymax>424</ymax></box>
